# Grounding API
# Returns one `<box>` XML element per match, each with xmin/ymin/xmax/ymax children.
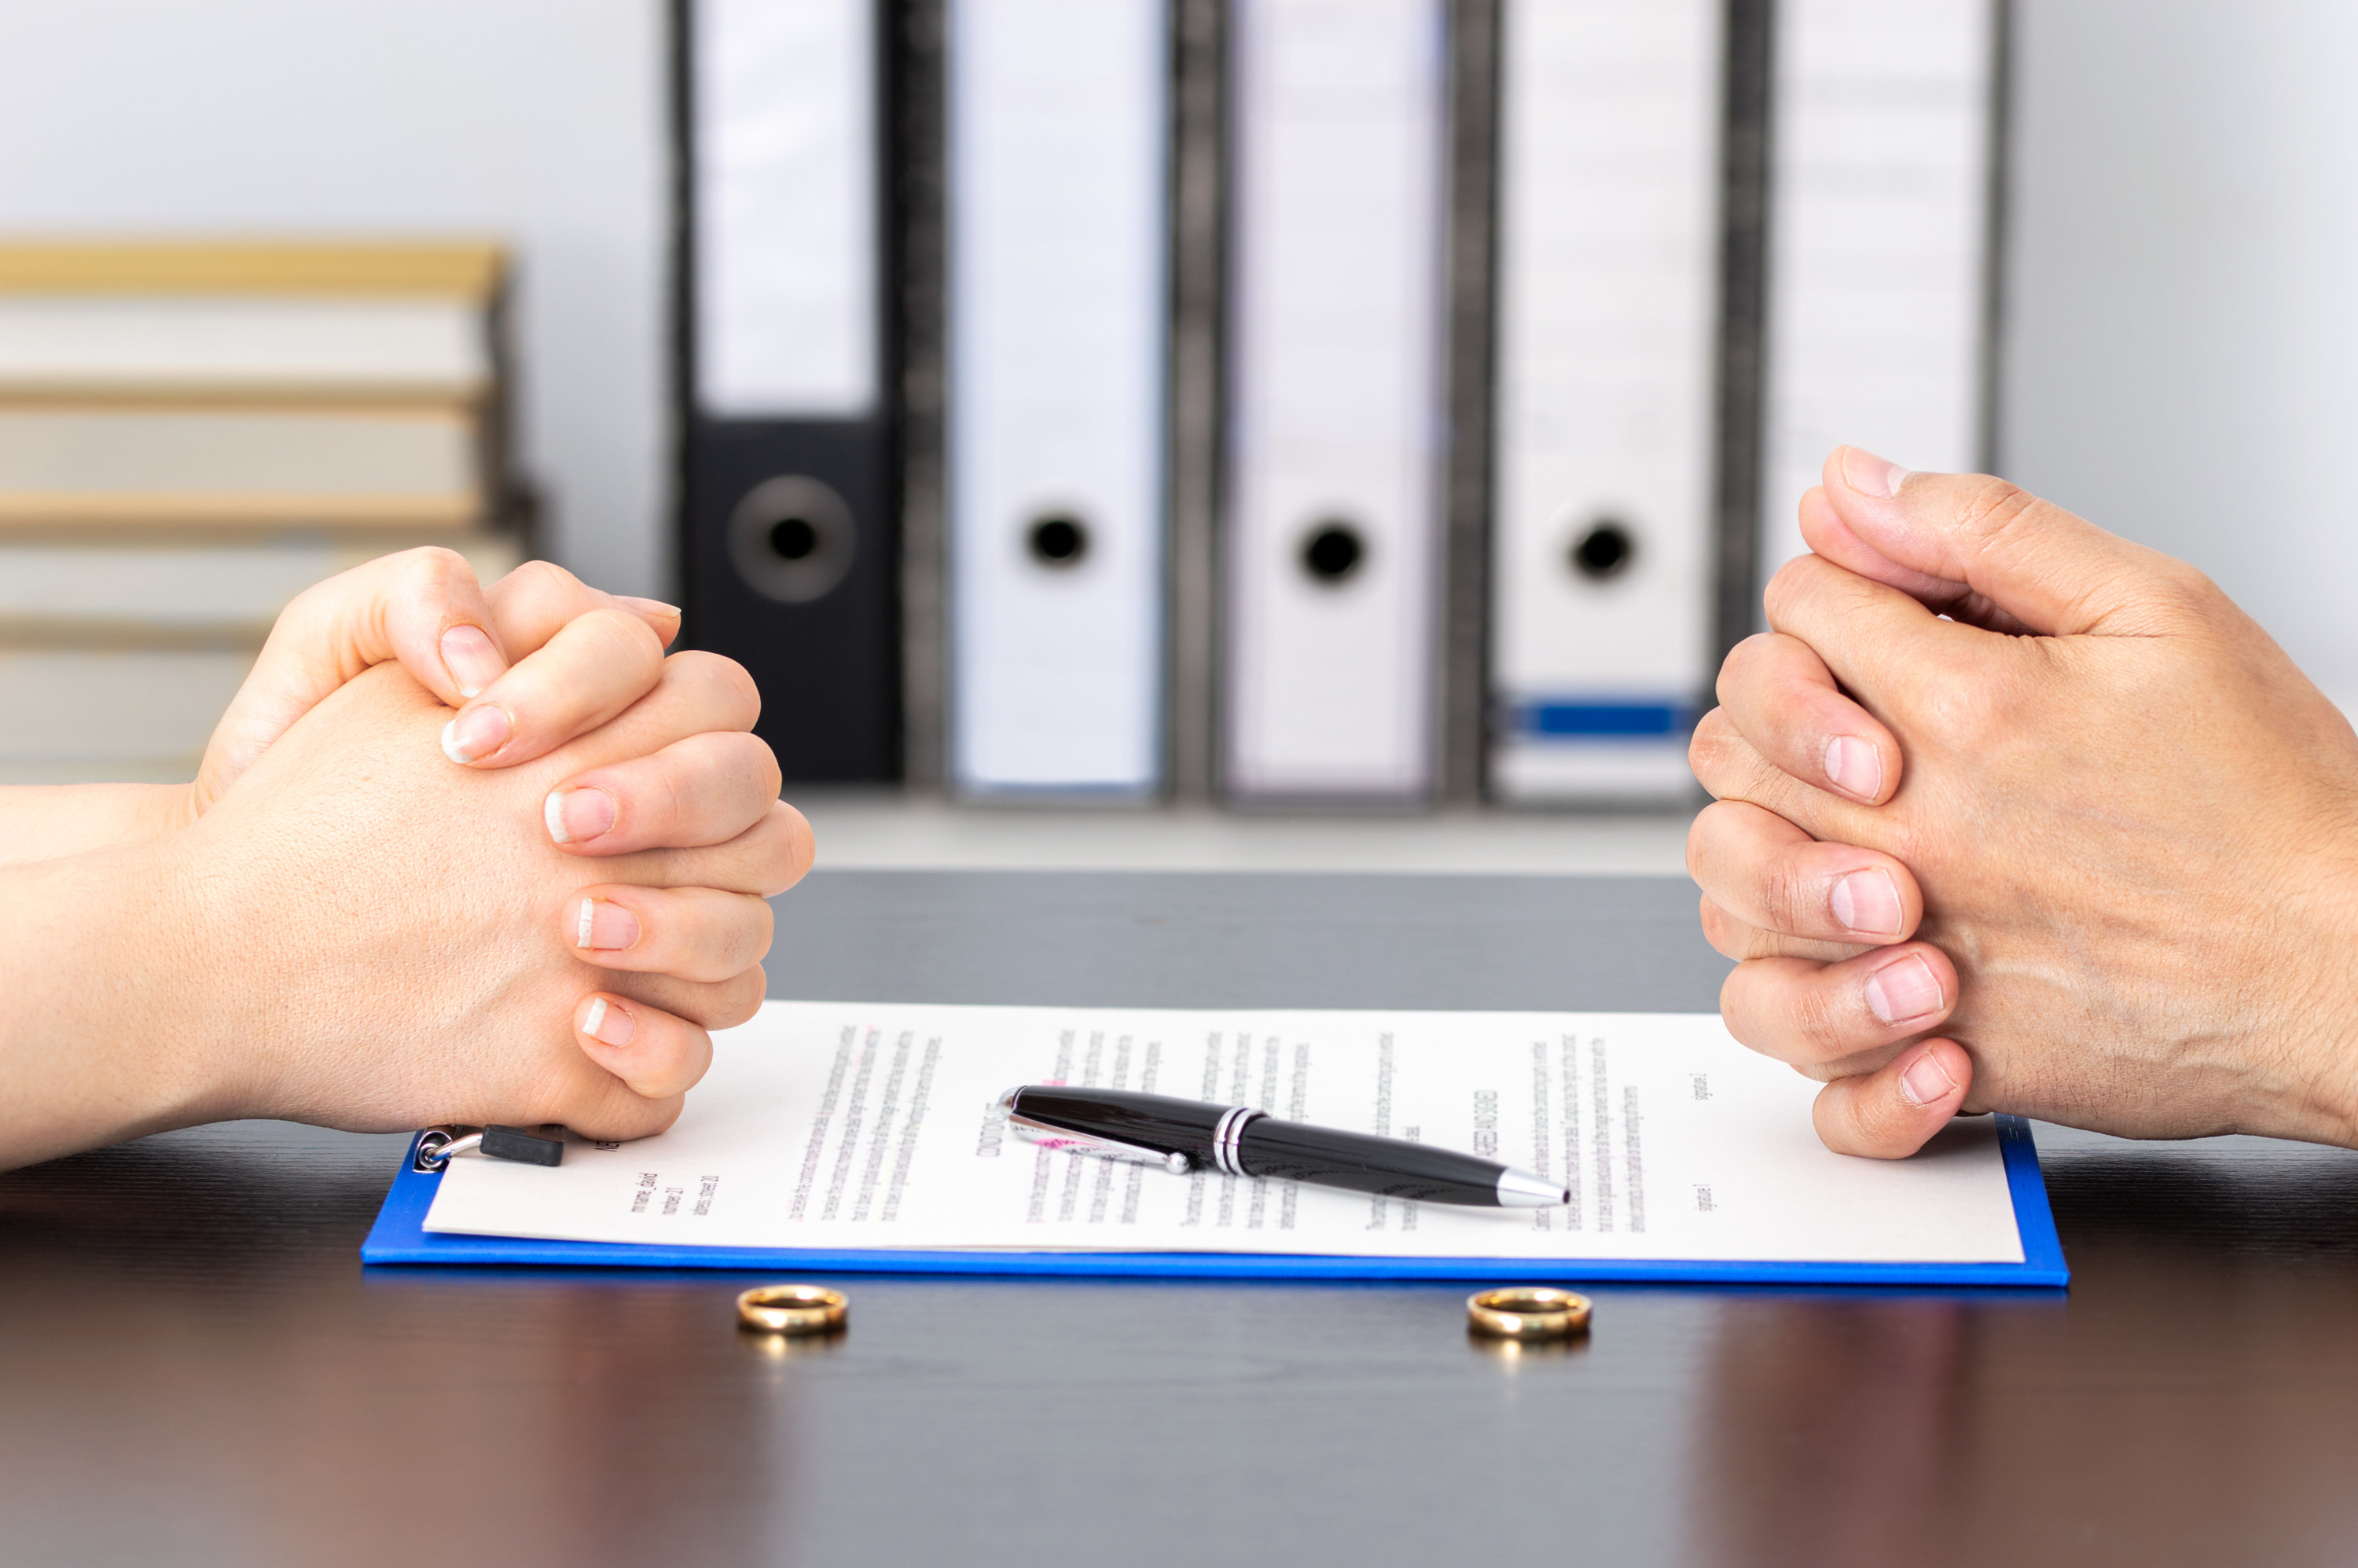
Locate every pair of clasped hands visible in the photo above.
<box><xmin>2</xmin><ymin>551</ymin><xmax>809</xmax><ymax>1170</ymax></box>
<box><xmin>1695</xmin><ymin>447</ymin><xmax>2358</xmax><ymax>1159</ymax></box>
<box><xmin>19</xmin><ymin>444</ymin><xmax>2358</xmax><ymax>1174</ymax></box>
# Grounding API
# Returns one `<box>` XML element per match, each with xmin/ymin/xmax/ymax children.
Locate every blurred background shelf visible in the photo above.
<box><xmin>3</xmin><ymin>1</ymin><xmax>2353</xmax><ymax>828</ymax></box>
<box><xmin>790</xmin><ymin>788</ymin><xmax>1695</xmax><ymax>874</ymax></box>
<box><xmin>0</xmin><ymin>240</ymin><xmax>527</xmax><ymax>780</ymax></box>
<box><xmin>0</xmin><ymin>530</ymin><xmax>525</xmax><ymax>782</ymax></box>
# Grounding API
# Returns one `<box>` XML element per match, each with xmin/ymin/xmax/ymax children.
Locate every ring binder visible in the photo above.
<box><xmin>946</xmin><ymin>0</ymin><xmax>1173</xmax><ymax>798</ymax></box>
<box><xmin>1485</xmin><ymin>0</ymin><xmax>1724</xmax><ymax>805</ymax></box>
<box><xmin>675</xmin><ymin>0</ymin><xmax>903</xmax><ymax>783</ymax></box>
<box><xmin>1756</xmin><ymin>0</ymin><xmax>2000</xmax><ymax>586</ymax></box>
<box><xmin>1220</xmin><ymin>0</ymin><xmax>1453</xmax><ymax>804</ymax></box>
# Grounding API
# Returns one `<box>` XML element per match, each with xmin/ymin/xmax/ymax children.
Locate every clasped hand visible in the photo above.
<box><xmin>1</xmin><ymin>549</ymin><xmax>811</xmax><ymax>1170</ymax></box>
<box><xmin>1689</xmin><ymin>449</ymin><xmax>2358</xmax><ymax>1158</ymax></box>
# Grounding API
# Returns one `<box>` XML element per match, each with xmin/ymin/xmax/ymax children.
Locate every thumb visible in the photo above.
<box><xmin>1798</xmin><ymin>446</ymin><xmax>2197</xmax><ymax>637</ymax></box>
<box><xmin>194</xmin><ymin>547</ymin><xmax>507</xmax><ymax>810</ymax></box>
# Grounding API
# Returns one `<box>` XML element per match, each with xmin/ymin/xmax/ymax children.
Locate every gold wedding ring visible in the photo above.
<box><xmin>736</xmin><ymin>1283</ymin><xmax>849</xmax><ymax>1336</ymax></box>
<box><xmin>1467</xmin><ymin>1286</ymin><xmax>1592</xmax><ymax>1340</ymax></box>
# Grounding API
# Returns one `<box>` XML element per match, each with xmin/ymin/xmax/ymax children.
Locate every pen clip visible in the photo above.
<box><xmin>413</xmin><ymin>1124</ymin><xmax>567</xmax><ymax>1173</ymax></box>
<box><xmin>1004</xmin><ymin>1112</ymin><xmax>1192</xmax><ymax>1175</ymax></box>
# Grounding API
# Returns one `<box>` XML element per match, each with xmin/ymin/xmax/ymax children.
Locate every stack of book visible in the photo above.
<box><xmin>0</xmin><ymin>241</ymin><xmax>526</xmax><ymax>781</ymax></box>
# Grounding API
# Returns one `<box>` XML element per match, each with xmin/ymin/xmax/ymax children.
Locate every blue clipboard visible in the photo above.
<box><xmin>362</xmin><ymin>1113</ymin><xmax>2068</xmax><ymax>1287</ymax></box>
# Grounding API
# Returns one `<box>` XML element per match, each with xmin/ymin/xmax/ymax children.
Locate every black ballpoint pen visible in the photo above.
<box><xmin>997</xmin><ymin>1086</ymin><xmax>1570</xmax><ymax>1208</ymax></box>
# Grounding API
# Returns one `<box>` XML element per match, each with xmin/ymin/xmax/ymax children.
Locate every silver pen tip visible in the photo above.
<box><xmin>1495</xmin><ymin>1166</ymin><xmax>1572</xmax><ymax>1208</ymax></box>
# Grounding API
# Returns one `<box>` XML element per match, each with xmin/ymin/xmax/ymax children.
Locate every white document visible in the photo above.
<box><xmin>1221</xmin><ymin>0</ymin><xmax>1449</xmax><ymax>802</ymax></box>
<box><xmin>947</xmin><ymin>0</ymin><xmax>1170</xmax><ymax>795</ymax></box>
<box><xmin>1757</xmin><ymin>0</ymin><xmax>1996</xmax><ymax>586</ymax></box>
<box><xmin>1487</xmin><ymin>0</ymin><xmax>1722</xmax><ymax>804</ymax></box>
<box><xmin>427</xmin><ymin>1001</ymin><xmax>2025</xmax><ymax>1266</ymax></box>
<box><xmin>690</xmin><ymin>0</ymin><xmax>880</xmax><ymax>419</ymax></box>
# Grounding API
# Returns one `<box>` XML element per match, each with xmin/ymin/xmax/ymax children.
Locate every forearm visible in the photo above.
<box><xmin>0</xmin><ymin>841</ymin><xmax>222</xmax><ymax>1170</ymax></box>
<box><xmin>0</xmin><ymin>783</ymin><xmax>194</xmax><ymax>870</ymax></box>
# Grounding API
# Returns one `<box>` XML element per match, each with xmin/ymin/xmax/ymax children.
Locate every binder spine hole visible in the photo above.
<box><xmin>725</xmin><ymin>475</ymin><xmax>858</xmax><ymax>604</ymax></box>
<box><xmin>1570</xmin><ymin>520</ymin><xmax>1636</xmax><ymax>582</ymax></box>
<box><xmin>769</xmin><ymin>516</ymin><xmax>820</xmax><ymax>562</ymax></box>
<box><xmin>1300</xmin><ymin>523</ymin><xmax>1366</xmax><ymax>586</ymax></box>
<box><xmin>1026</xmin><ymin>515</ymin><xmax>1089</xmax><ymax>568</ymax></box>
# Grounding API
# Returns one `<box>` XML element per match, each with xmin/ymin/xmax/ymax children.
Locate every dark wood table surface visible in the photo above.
<box><xmin>9</xmin><ymin>871</ymin><xmax>2358</xmax><ymax>1567</ymax></box>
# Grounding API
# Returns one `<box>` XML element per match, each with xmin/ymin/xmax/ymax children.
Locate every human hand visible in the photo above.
<box><xmin>162</xmin><ymin>655</ymin><xmax>806</xmax><ymax>1146</ymax></box>
<box><xmin>1688</xmin><ymin>448</ymin><xmax>2358</xmax><ymax>1156</ymax></box>
<box><xmin>0</xmin><ymin>550</ymin><xmax>685</xmax><ymax>870</ymax></box>
<box><xmin>194</xmin><ymin>549</ymin><xmax>686</xmax><ymax>813</ymax></box>
<box><xmin>204</xmin><ymin>550</ymin><xmax>803</xmax><ymax>1083</ymax></box>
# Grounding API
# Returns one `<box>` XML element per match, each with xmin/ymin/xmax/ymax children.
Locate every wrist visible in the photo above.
<box><xmin>0</xmin><ymin>780</ymin><xmax>199</xmax><ymax>869</ymax></box>
<box><xmin>0</xmin><ymin>835</ymin><xmax>231</xmax><ymax>1168</ymax></box>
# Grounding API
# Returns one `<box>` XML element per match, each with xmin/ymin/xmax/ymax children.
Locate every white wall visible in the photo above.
<box><xmin>2004</xmin><ymin>0</ymin><xmax>2358</xmax><ymax>706</ymax></box>
<box><xmin>0</xmin><ymin>0</ymin><xmax>670</xmax><ymax>598</ymax></box>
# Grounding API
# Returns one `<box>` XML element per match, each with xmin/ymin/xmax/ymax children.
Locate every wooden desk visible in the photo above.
<box><xmin>7</xmin><ymin>872</ymin><xmax>2358</xmax><ymax>1566</ymax></box>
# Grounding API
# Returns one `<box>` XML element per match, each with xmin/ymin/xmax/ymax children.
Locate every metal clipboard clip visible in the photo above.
<box><xmin>412</xmin><ymin>1124</ymin><xmax>567</xmax><ymax>1173</ymax></box>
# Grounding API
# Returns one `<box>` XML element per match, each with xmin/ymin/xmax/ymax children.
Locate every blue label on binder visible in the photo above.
<box><xmin>1513</xmin><ymin>700</ymin><xmax>1692</xmax><ymax>740</ymax></box>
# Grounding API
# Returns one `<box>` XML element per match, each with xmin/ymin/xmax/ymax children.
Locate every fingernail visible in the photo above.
<box><xmin>438</xmin><ymin>623</ymin><xmax>505</xmax><ymax>700</ymax></box>
<box><xmin>582</xmin><ymin>997</ymin><xmax>637</xmax><ymax>1048</ymax></box>
<box><xmin>1898</xmin><ymin>1047</ymin><xmax>1961</xmax><ymax>1108</ymax></box>
<box><xmin>573</xmin><ymin>897</ymin><xmax>641</xmax><ymax>952</ymax></box>
<box><xmin>617</xmin><ymin>596</ymin><xmax>681</xmax><ymax>617</ymax></box>
<box><xmin>1824</xmin><ymin>735</ymin><xmax>1884</xmax><ymax>801</ymax></box>
<box><xmin>1865</xmin><ymin>953</ymin><xmax>1945</xmax><ymax>1025</ymax></box>
<box><xmin>544</xmin><ymin>787</ymin><xmax>617</xmax><ymax>846</ymax></box>
<box><xmin>1830</xmin><ymin>868</ymin><xmax>1904</xmax><ymax>938</ymax></box>
<box><xmin>439</xmin><ymin>704</ymin><xmax>511</xmax><ymax>765</ymax></box>
<box><xmin>1840</xmin><ymin>446</ymin><xmax>1910</xmax><ymax>499</ymax></box>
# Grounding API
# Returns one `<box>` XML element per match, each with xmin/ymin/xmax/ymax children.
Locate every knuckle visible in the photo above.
<box><xmin>741</xmin><ymin>898</ymin><xmax>777</xmax><ymax>964</ymax></box>
<box><xmin>777</xmin><ymin>801</ymin><xmax>815</xmax><ymax>885</ymax></box>
<box><xmin>582</xmin><ymin>604</ymin><xmax>665</xmax><ymax>663</ymax></box>
<box><xmin>1912</xmin><ymin>660</ymin><xmax>2018</xmax><ymax>747</ymax></box>
<box><xmin>1758</xmin><ymin>559</ymin><xmax>1816</xmax><ymax>628</ymax></box>
<box><xmin>744</xmin><ymin>733</ymin><xmax>784</xmax><ymax>799</ymax></box>
<box><xmin>617</xmin><ymin>1096</ymin><xmax>687</xmax><ymax>1137</ymax></box>
<box><xmin>712</xmin><ymin>968</ymin><xmax>766</xmax><ymax>1030</ymax></box>
<box><xmin>1715</xmin><ymin>634</ymin><xmax>1775</xmax><ymax>704</ymax></box>
<box><xmin>1757</xmin><ymin>857</ymin><xmax>1816</xmax><ymax>935</ymax></box>
<box><xmin>1786</xmin><ymin>973</ymin><xmax>1857</xmax><ymax>1055</ymax></box>
<box><xmin>2147</xmin><ymin>559</ymin><xmax>2221</xmax><ymax>618</ymax></box>
<box><xmin>664</xmin><ymin>650</ymin><xmax>762</xmax><ymax>727</ymax></box>
<box><xmin>1688</xmin><ymin>710</ymin><xmax>1743</xmax><ymax>795</ymax></box>
<box><xmin>1694</xmin><ymin>729</ymin><xmax>1785</xmax><ymax>811</ymax></box>
<box><xmin>1813</xmin><ymin>1081</ymin><xmax>1886</xmax><ymax>1155</ymax></box>
<box><xmin>501</xmin><ymin>559</ymin><xmax>578</xmax><ymax>604</ymax></box>
<box><xmin>645</xmin><ymin>747</ymin><xmax>693</xmax><ymax>831</ymax></box>
<box><xmin>1699</xmin><ymin>896</ymin><xmax>1752</xmax><ymax>960</ymax></box>
<box><xmin>386</xmin><ymin>544</ymin><xmax>476</xmax><ymax>604</ymax></box>
<box><xmin>697</xmin><ymin>894</ymin><xmax>772</xmax><ymax>974</ymax></box>
<box><xmin>1949</xmin><ymin>476</ymin><xmax>2040</xmax><ymax>549</ymax></box>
